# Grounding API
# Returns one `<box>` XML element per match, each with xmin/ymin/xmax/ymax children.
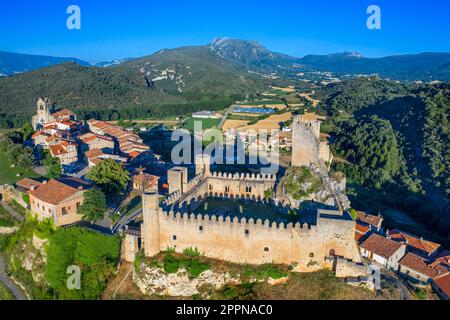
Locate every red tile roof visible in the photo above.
<box><xmin>82</xmin><ymin>134</ymin><xmax>113</xmax><ymax>143</ymax></box>
<box><xmin>355</xmin><ymin>222</ymin><xmax>371</xmax><ymax>242</ymax></box>
<box><xmin>357</xmin><ymin>211</ymin><xmax>383</xmax><ymax>228</ymax></box>
<box><xmin>433</xmin><ymin>273</ymin><xmax>450</xmax><ymax>298</ymax></box>
<box><xmin>15</xmin><ymin>178</ymin><xmax>42</xmax><ymax>190</ymax></box>
<box><xmin>85</xmin><ymin>148</ymin><xmax>104</xmax><ymax>159</ymax></box>
<box><xmin>360</xmin><ymin>234</ymin><xmax>404</xmax><ymax>259</ymax></box>
<box><xmin>49</xmin><ymin>144</ymin><xmax>67</xmax><ymax>156</ymax></box>
<box><xmin>51</xmin><ymin>108</ymin><xmax>76</xmax><ymax>119</ymax></box>
<box><xmin>388</xmin><ymin>229</ymin><xmax>441</xmax><ymax>256</ymax></box>
<box><xmin>399</xmin><ymin>252</ymin><xmax>448</xmax><ymax>278</ymax></box>
<box><xmin>29</xmin><ymin>179</ymin><xmax>83</xmax><ymax>205</ymax></box>
<box><xmin>436</xmin><ymin>251</ymin><xmax>450</xmax><ymax>269</ymax></box>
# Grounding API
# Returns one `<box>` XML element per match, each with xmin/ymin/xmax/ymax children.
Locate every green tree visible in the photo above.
<box><xmin>87</xmin><ymin>159</ymin><xmax>130</xmax><ymax>193</ymax></box>
<box><xmin>21</xmin><ymin>123</ymin><xmax>34</xmax><ymax>141</ymax></box>
<box><xmin>78</xmin><ymin>188</ymin><xmax>107</xmax><ymax>223</ymax></box>
<box><xmin>43</xmin><ymin>150</ymin><xmax>62</xmax><ymax>179</ymax></box>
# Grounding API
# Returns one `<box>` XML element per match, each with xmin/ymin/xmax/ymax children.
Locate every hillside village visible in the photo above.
<box><xmin>0</xmin><ymin>92</ymin><xmax>448</xmax><ymax>301</ymax></box>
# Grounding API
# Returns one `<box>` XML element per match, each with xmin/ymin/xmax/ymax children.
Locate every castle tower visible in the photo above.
<box><xmin>195</xmin><ymin>154</ymin><xmax>211</xmax><ymax>177</ymax></box>
<box><xmin>141</xmin><ymin>191</ymin><xmax>161</xmax><ymax>257</ymax></box>
<box><xmin>167</xmin><ymin>167</ymin><xmax>188</xmax><ymax>195</ymax></box>
<box><xmin>291</xmin><ymin>113</ymin><xmax>332</xmax><ymax>169</ymax></box>
<box><xmin>291</xmin><ymin>115</ymin><xmax>321</xmax><ymax>168</ymax></box>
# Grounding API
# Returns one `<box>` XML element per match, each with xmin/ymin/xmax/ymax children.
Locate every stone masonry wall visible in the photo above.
<box><xmin>142</xmin><ymin>194</ymin><xmax>361</xmax><ymax>267</ymax></box>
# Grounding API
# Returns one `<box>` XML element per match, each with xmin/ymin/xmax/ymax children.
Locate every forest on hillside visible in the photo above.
<box><xmin>316</xmin><ymin>78</ymin><xmax>450</xmax><ymax>245</ymax></box>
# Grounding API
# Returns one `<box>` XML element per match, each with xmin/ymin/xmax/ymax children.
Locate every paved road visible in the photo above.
<box><xmin>0</xmin><ymin>256</ymin><xmax>27</xmax><ymax>300</ymax></box>
<box><xmin>1</xmin><ymin>202</ymin><xmax>24</xmax><ymax>222</ymax></box>
<box><xmin>218</xmin><ymin>105</ymin><xmax>235</xmax><ymax>130</ymax></box>
<box><xmin>112</xmin><ymin>209</ymin><xmax>143</xmax><ymax>234</ymax></box>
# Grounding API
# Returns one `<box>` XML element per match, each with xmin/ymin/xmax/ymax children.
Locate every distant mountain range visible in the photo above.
<box><xmin>0</xmin><ymin>38</ymin><xmax>449</xmax><ymax>128</ymax></box>
<box><xmin>0</xmin><ymin>51</ymin><xmax>90</xmax><ymax>76</ymax></box>
<box><xmin>2</xmin><ymin>39</ymin><xmax>450</xmax><ymax>81</ymax></box>
<box><xmin>208</xmin><ymin>38</ymin><xmax>450</xmax><ymax>82</ymax></box>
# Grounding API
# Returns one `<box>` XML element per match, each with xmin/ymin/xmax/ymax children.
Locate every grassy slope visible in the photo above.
<box><xmin>0</xmin><ymin>282</ymin><xmax>15</xmax><ymax>300</ymax></box>
<box><xmin>0</xmin><ymin>151</ymin><xmax>40</xmax><ymax>185</ymax></box>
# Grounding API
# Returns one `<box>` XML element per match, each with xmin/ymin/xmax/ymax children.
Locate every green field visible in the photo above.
<box><xmin>184</xmin><ymin>117</ymin><xmax>221</xmax><ymax>132</ymax></box>
<box><xmin>0</xmin><ymin>151</ymin><xmax>40</xmax><ymax>185</ymax></box>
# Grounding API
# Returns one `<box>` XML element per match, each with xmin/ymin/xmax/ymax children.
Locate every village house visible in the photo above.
<box><xmin>436</xmin><ymin>251</ymin><xmax>450</xmax><ymax>270</ymax></box>
<box><xmin>398</xmin><ymin>252</ymin><xmax>449</xmax><ymax>285</ymax></box>
<box><xmin>87</xmin><ymin>119</ymin><xmax>150</xmax><ymax>157</ymax></box>
<box><xmin>388</xmin><ymin>229</ymin><xmax>441</xmax><ymax>258</ymax></box>
<box><xmin>355</xmin><ymin>222</ymin><xmax>372</xmax><ymax>244</ymax></box>
<box><xmin>31</xmin><ymin>97</ymin><xmax>78</xmax><ymax>130</ymax></box>
<box><xmin>84</xmin><ymin>149</ymin><xmax>128</xmax><ymax>167</ymax></box>
<box><xmin>359</xmin><ymin>233</ymin><xmax>406</xmax><ymax>270</ymax></box>
<box><xmin>28</xmin><ymin>179</ymin><xmax>87</xmax><ymax>226</ymax></box>
<box><xmin>14</xmin><ymin>178</ymin><xmax>42</xmax><ymax>194</ymax></box>
<box><xmin>432</xmin><ymin>273</ymin><xmax>450</xmax><ymax>300</ymax></box>
<box><xmin>357</xmin><ymin>211</ymin><xmax>383</xmax><ymax>233</ymax></box>
<box><xmin>79</xmin><ymin>132</ymin><xmax>115</xmax><ymax>153</ymax></box>
<box><xmin>49</xmin><ymin>141</ymin><xmax>79</xmax><ymax>165</ymax></box>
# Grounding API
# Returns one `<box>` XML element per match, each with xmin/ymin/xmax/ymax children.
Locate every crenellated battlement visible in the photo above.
<box><xmin>208</xmin><ymin>171</ymin><xmax>277</xmax><ymax>182</ymax></box>
<box><xmin>161</xmin><ymin>208</ymin><xmax>315</xmax><ymax>235</ymax></box>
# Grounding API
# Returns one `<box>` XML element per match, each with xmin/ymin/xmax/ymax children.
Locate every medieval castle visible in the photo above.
<box><xmin>123</xmin><ymin>115</ymin><xmax>361</xmax><ymax>269</ymax></box>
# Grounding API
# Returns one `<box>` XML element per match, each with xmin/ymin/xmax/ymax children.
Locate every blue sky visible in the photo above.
<box><xmin>0</xmin><ymin>0</ymin><xmax>449</xmax><ymax>62</ymax></box>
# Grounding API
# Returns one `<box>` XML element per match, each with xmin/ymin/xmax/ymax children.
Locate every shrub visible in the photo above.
<box><xmin>182</xmin><ymin>258</ymin><xmax>210</xmax><ymax>278</ymax></box>
<box><xmin>183</xmin><ymin>247</ymin><xmax>200</xmax><ymax>257</ymax></box>
<box><xmin>242</xmin><ymin>264</ymin><xmax>288</xmax><ymax>280</ymax></box>
<box><xmin>163</xmin><ymin>254</ymin><xmax>181</xmax><ymax>274</ymax></box>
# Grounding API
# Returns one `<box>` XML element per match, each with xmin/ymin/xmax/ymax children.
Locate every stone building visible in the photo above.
<box><xmin>49</xmin><ymin>141</ymin><xmax>78</xmax><ymax>165</ymax></box>
<box><xmin>133</xmin><ymin>172</ymin><xmax>159</xmax><ymax>193</ymax></box>
<box><xmin>398</xmin><ymin>252</ymin><xmax>448</xmax><ymax>285</ymax></box>
<box><xmin>137</xmin><ymin>191</ymin><xmax>360</xmax><ymax>268</ymax></box>
<box><xmin>87</xmin><ymin>119</ymin><xmax>149</xmax><ymax>157</ymax></box>
<box><xmin>79</xmin><ymin>132</ymin><xmax>115</xmax><ymax>153</ymax></box>
<box><xmin>165</xmin><ymin>155</ymin><xmax>277</xmax><ymax>206</ymax></box>
<box><xmin>291</xmin><ymin>113</ymin><xmax>333</xmax><ymax>169</ymax></box>
<box><xmin>122</xmin><ymin>155</ymin><xmax>362</xmax><ymax>269</ymax></box>
<box><xmin>359</xmin><ymin>233</ymin><xmax>406</xmax><ymax>271</ymax></box>
<box><xmin>31</xmin><ymin>97</ymin><xmax>77</xmax><ymax>130</ymax></box>
<box><xmin>28</xmin><ymin>179</ymin><xmax>86</xmax><ymax>226</ymax></box>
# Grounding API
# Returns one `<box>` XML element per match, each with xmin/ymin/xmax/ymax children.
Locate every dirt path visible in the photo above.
<box><xmin>0</xmin><ymin>256</ymin><xmax>27</xmax><ymax>300</ymax></box>
<box><xmin>1</xmin><ymin>202</ymin><xmax>24</xmax><ymax>222</ymax></box>
<box><xmin>103</xmin><ymin>263</ymin><xmax>134</xmax><ymax>300</ymax></box>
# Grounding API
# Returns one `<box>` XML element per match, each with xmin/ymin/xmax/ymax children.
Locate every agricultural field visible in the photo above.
<box><xmin>184</xmin><ymin>117</ymin><xmax>221</xmax><ymax>132</ymax></box>
<box><xmin>222</xmin><ymin>120</ymin><xmax>250</xmax><ymax>132</ymax></box>
<box><xmin>237</xmin><ymin>112</ymin><xmax>293</xmax><ymax>132</ymax></box>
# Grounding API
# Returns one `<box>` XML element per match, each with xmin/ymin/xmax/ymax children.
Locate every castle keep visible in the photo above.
<box><xmin>291</xmin><ymin>113</ymin><xmax>333</xmax><ymax>169</ymax></box>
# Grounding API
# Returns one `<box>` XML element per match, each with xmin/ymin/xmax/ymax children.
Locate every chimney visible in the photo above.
<box><xmin>43</xmin><ymin>180</ymin><xmax>48</xmax><ymax>184</ymax></box>
<box><xmin>30</xmin><ymin>186</ymin><xmax>36</xmax><ymax>191</ymax></box>
<box><xmin>78</xmin><ymin>186</ymin><xmax>84</xmax><ymax>190</ymax></box>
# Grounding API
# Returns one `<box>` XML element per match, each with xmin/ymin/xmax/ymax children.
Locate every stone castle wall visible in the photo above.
<box><xmin>142</xmin><ymin>193</ymin><xmax>361</xmax><ymax>267</ymax></box>
<box><xmin>165</xmin><ymin>169</ymin><xmax>277</xmax><ymax>207</ymax></box>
